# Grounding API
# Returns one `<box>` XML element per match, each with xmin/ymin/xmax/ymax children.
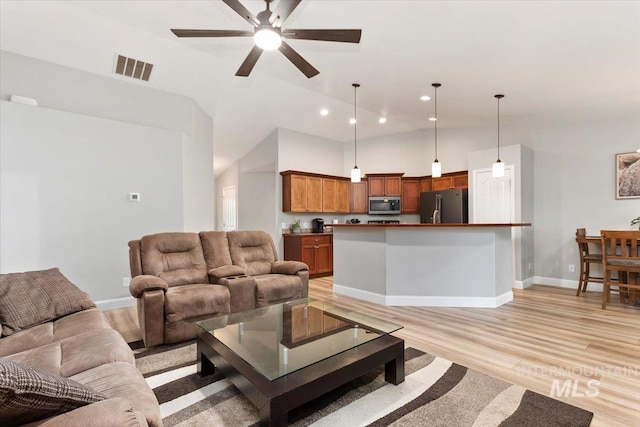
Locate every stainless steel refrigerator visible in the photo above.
<box><xmin>420</xmin><ymin>189</ymin><xmax>469</xmax><ymax>224</ymax></box>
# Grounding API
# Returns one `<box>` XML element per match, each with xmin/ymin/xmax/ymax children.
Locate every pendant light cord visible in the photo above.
<box><xmin>494</xmin><ymin>94</ymin><xmax>504</xmax><ymax>161</ymax></box>
<box><xmin>353</xmin><ymin>83</ymin><xmax>359</xmax><ymax>168</ymax></box>
<box><xmin>497</xmin><ymin>97</ymin><xmax>500</xmax><ymax>160</ymax></box>
<box><xmin>434</xmin><ymin>85</ymin><xmax>438</xmax><ymax>161</ymax></box>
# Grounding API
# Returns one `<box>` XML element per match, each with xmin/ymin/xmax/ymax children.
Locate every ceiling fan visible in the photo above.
<box><xmin>171</xmin><ymin>0</ymin><xmax>362</xmax><ymax>78</ymax></box>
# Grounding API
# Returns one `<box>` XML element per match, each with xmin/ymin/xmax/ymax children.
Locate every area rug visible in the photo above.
<box><xmin>130</xmin><ymin>340</ymin><xmax>593</xmax><ymax>427</ymax></box>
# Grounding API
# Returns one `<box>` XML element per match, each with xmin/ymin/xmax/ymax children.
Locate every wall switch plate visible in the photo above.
<box><xmin>568</xmin><ymin>264</ymin><xmax>575</xmax><ymax>273</ymax></box>
<box><xmin>122</xmin><ymin>277</ymin><xmax>131</xmax><ymax>288</ymax></box>
<box><xmin>128</xmin><ymin>193</ymin><xmax>140</xmax><ymax>202</ymax></box>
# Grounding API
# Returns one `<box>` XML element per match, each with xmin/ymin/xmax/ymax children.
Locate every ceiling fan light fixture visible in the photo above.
<box><xmin>254</xmin><ymin>26</ymin><xmax>281</xmax><ymax>50</ymax></box>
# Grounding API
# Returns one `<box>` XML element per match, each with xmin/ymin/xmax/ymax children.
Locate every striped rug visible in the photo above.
<box><xmin>131</xmin><ymin>340</ymin><xmax>593</xmax><ymax>427</ymax></box>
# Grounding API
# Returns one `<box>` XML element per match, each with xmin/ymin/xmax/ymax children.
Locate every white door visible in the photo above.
<box><xmin>222</xmin><ymin>186</ymin><xmax>237</xmax><ymax>231</ymax></box>
<box><xmin>472</xmin><ymin>166</ymin><xmax>515</xmax><ymax>223</ymax></box>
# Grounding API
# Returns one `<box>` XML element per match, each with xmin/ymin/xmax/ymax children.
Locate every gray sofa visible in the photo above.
<box><xmin>128</xmin><ymin>230</ymin><xmax>309</xmax><ymax>347</ymax></box>
<box><xmin>0</xmin><ymin>268</ymin><xmax>161</xmax><ymax>427</ymax></box>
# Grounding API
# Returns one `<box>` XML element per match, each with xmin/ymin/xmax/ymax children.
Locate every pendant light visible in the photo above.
<box><xmin>493</xmin><ymin>94</ymin><xmax>505</xmax><ymax>178</ymax></box>
<box><xmin>351</xmin><ymin>83</ymin><xmax>361</xmax><ymax>183</ymax></box>
<box><xmin>431</xmin><ymin>83</ymin><xmax>442</xmax><ymax>178</ymax></box>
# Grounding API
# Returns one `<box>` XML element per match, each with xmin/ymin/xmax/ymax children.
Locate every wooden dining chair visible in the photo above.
<box><xmin>601</xmin><ymin>230</ymin><xmax>640</xmax><ymax>309</ymax></box>
<box><xmin>575</xmin><ymin>228</ymin><xmax>603</xmax><ymax>296</ymax></box>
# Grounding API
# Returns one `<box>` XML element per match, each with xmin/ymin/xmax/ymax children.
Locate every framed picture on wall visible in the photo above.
<box><xmin>616</xmin><ymin>152</ymin><xmax>640</xmax><ymax>199</ymax></box>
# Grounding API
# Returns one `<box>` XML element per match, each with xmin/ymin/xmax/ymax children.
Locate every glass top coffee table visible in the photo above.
<box><xmin>196</xmin><ymin>298</ymin><xmax>404</xmax><ymax>426</ymax></box>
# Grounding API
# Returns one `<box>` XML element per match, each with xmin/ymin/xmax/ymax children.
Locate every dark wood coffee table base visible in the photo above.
<box><xmin>197</xmin><ymin>330</ymin><xmax>405</xmax><ymax>426</ymax></box>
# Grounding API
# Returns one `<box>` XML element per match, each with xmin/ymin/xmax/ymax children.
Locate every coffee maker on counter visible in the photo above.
<box><xmin>311</xmin><ymin>218</ymin><xmax>324</xmax><ymax>233</ymax></box>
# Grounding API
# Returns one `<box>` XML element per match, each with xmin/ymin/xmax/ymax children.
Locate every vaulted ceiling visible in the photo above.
<box><xmin>1</xmin><ymin>1</ymin><xmax>639</xmax><ymax>173</ymax></box>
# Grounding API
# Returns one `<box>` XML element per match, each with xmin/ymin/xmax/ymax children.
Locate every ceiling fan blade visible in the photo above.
<box><xmin>282</xmin><ymin>29</ymin><xmax>362</xmax><ymax>43</ymax></box>
<box><xmin>278</xmin><ymin>40</ymin><xmax>319</xmax><ymax>78</ymax></box>
<box><xmin>270</xmin><ymin>0</ymin><xmax>302</xmax><ymax>27</ymax></box>
<box><xmin>171</xmin><ymin>29</ymin><xmax>253</xmax><ymax>38</ymax></box>
<box><xmin>236</xmin><ymin>45</ymin><xmax>264</xmax><ymax>77</ymax></box>
<box><xmin>221</xmin><ymin>0</ymin><xmax>260</xmax><ymax>27</ymax></box>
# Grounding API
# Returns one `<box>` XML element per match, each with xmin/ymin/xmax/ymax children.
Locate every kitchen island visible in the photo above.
<box><xmin>331</xmin><ymin>223</ymin><xmax>531</xmax><ymax>308</ymax></box>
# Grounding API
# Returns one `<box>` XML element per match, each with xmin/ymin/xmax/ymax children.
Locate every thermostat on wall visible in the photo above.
<box><xmin>128</xmin><ymin>193</ymin><xmax>140</xmax><ymax>202</ymax></box>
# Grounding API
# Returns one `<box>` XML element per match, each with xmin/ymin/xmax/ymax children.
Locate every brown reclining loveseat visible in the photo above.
<box><xmin>128</xmin><ymin>230</ymin><xmax>309</xmax><ymax>347</ymax></box>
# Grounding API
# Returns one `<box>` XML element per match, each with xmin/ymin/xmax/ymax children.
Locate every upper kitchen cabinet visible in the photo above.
<box><xmin>401</xmin><ymin>178</ymin><xmax>420</xmax><ymax>213</ymax></box>
<box><xmin>322</xmin><ymin>178</ymin><xmax>337</xmax><ymax>212</ymax></box>
<box><xmin>281</xmin><ymin>171</ymin><xmax>349</xmax><ymax>213</ymax></box>
<box><xmin>431</xmin><ymin>171</ymin><xmax>468</xmax><ymax>191</ymax></box>
<box><xmin>350</xmin><ymin>180</ymin><xmax>368</xmax><ymax>213</ymax></box>
<box><xmin>336</xmin><ymin>179</ymin><xmax>350</xmax><ymax>213</ymax></box>
<box><xmin>366</xmin><ymin>173</ymin><xmax>403</xmax><ymax>196</ymax></box>
<box><xmin>420</xmin><ymin>178</ymin><xmax>432</xmax><ymax>193</ymax></box>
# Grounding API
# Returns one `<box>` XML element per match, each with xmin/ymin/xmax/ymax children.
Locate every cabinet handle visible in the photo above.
<box><xmin>315</xmin><ymin>245</ymin><xmax>319</xmax><ymax>249</ymax></box>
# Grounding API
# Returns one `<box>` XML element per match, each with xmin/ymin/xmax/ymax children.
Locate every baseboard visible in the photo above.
<box><xmin>333</xmin><ymin>284</ymin><xmax>387</xmax><ymax>305</ymax></box>
<box><xmin>532</xmin><ymin>276</ymin><xmax>603</xmax><ymax>292</ymax></box>
<box><xmin>95</xmin><ymin>296</ymin><xmax>136</xmax><ymax>311</ymax></box>
<box><xmin>513</xmin><ymin>277</ymin><xmax>535</xmax><ymax>290</ymax></box>
<box><xmin>333</xmin><ymin>284</ymin><xmax>513</xmax><ymax>308</ymax></box>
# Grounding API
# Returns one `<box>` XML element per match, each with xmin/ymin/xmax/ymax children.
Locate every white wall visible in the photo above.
<box><xmin>0</xmin><ymin>102</ymin><xmax>183</xmax><ymax>303</ymax></box>
<box><xmin>0</xmin><ymin>51</ymin><xmax>216</xmax><ymax>307</ymax></box>
<box><xmin>238</xmin><ymin>172</ymin><xmax>277</xmax><ymax>244</ymax></box>
<box><xmin>215</xmin><ymin>162</ymin><xmax>238</xmax><ymax>231</ymax></box>
<box><xmin>183</xmin><ymin>103</ymin><xmax>214</xmax><ymax>231</ymax></box>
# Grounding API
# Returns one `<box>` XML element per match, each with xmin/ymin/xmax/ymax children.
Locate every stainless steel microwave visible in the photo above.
<box><xmin>369</xmin><ymin>196</ymin><xmax>401</xmax><ymax>215</ymax></box>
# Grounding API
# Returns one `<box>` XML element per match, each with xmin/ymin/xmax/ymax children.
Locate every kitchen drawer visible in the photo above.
<box><xmin>301</xmin><ymin>235</ymin><xmax>332</xmax><ymax>245</ymax></box>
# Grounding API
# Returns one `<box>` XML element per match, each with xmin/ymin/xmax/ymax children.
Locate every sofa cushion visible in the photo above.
<box><xmin>164</xmin><ymin>284</ymin><xmax>230</xmax><ymax>323</ymax></box>
<box><xmin>227</xmin><ymin>231</ymin><xmax>277</xmax><ymax>276</ymax></box>
<box><xmin>0</xmin><ymin>309</ymin><xmax>112</xmax><ymax>358</ymax></box>
<box><xmin>7</xmin><ymin>329</ymin><xmax>134</xmax><ymax>378</ymax></box>
<box><xmin>0</xmin><ymin>268</ymin><xmax>96</xmax><ymax>337</ymax></box>
<box><xmin>21</xmin><ymin>397</ymin><xmax>149</xmax><ymax>427</ymax></box>
<box><xmin>70</xmin><ymin>362</ymin><xmax>162</xmax><ymax>427</ymax></box>
<box><xmin>199</xmin><ymin>231</ymin><xmax>233</xmax><ymax>271</ymax></box>
<box><xmin>0</xmin><ymin>358</ymin><xmax>106</xmax><ymax>427</ymax></box>
<box><xmin>254</xmin><ymin>274</ymin><xmax>302</xmax><ymax>307</ymax></box>
<box><xmin>140</xmin><ymin>233</ymin><xmax>208</xmax><ymax>286</ymax></box>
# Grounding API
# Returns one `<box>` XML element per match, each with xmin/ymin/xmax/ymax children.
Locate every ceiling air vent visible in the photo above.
<box><xmin>114</xmin><ymin>54</ymin><xmax>153</xmax><ymax>81</ymax></box>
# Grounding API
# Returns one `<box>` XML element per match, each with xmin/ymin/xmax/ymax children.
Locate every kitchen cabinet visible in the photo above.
<box><xmin>350</xmin><ymin>180</ymin><xmax>368</xmax><ymax>213</ymax></box>
<box><xmin>431</xmin><ymin>171</ymin><xmax>468</xmax><ymax>191</ymax></box>
<box><xmin>283</xmin><ymin>234</ymin><xmax>333</xmax><ymax>276</ymax></box>
<box><xmin>282</xmin><ymin>173</ymin><xmax>322</xmax><ymax>212</ymax></box>
<box><xmin>307</xmin><ymin>177</ymin><xmax>323</xmax><ymax>211</ymax></box>
<box><xmin>281</xmin><ymin>171</ymin><xmax>347</xmax><ymax>213</ymax></box>
<box><xmin>366</xmin><ymin>174</ymin><xmax>403</xmax><ymax>196</ymax></box>
<box><xmin>401</xmin><ymin>179</ymin><xmax>421</xmax><ymax>213</ymax></box>
<box><xmin>322</xmin><ymin>178</ymin><xmax>337</xmax><ymax>212</ymax></box>
<box><xmin>420</xmin><ymin>178</ymin><xmax>432</xmax><ymax>193</ymax></box>
<box><xmin>336</xmin><ymin>180</ymin><xmax>350</xmax><ymax>213</ymax></box>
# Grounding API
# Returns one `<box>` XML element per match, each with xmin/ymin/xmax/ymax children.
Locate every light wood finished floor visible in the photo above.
<box><xmin>105</xmin><ymin>280</ymin><xmax>640</xmax><ymax>426</ymax></box>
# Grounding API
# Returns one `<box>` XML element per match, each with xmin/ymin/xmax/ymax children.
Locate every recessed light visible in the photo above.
<box><xmin>349</xmin><ymin>118</ymin><xmax>357</xmax><ymax>125</ymax></box>
<box><xmin>320</xmin><ymin>108</ymin><xmax>329</xmax><ymax>116</ymax></box>
<box><xmin>429</xmin><ymin>117</ymin><xmax>437</xmax><ymax>121</ymax></box>
<box><xmin>378</xmin><ymin>117</ymin><xmax>387</xmax><ymax>124</ymax></box>
<box><xmin>420</xmin><ymin>95</ymin><xmax>431</xmax><ymax>101</ymax></box>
